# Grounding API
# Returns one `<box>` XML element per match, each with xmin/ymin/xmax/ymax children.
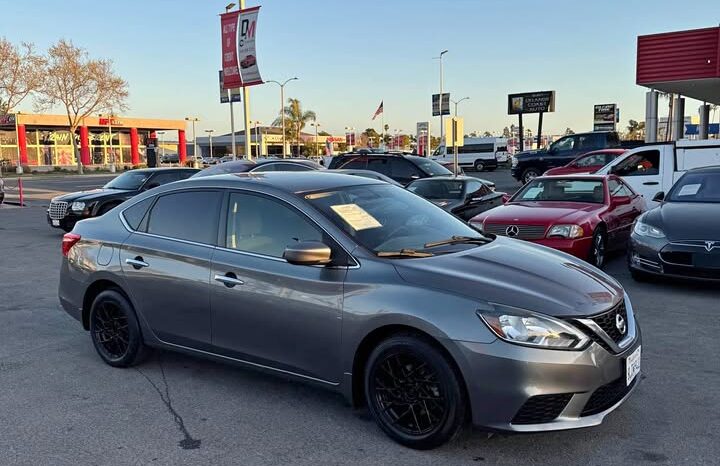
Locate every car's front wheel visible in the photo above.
<box><xmin>521</xmin><ymin>167</ymin><xmax>541</xmax><ymax>183</ymax></box>
<box><xmin>588</xmin><ymin>228</ymin><xmax>607</xmax><ymax>269</ymax></box>
<box><xmin>89</xmin><ymin>289</ymin><xmax>147</xmax><ymax>367</ymax></box>
<box><xmin>473</xmin><ymin>160</ymin><xmax>485</xmax><ymax>172</ymax></box>
<box><xmin>364</xmin><ymin>334</ymin><xmax>467</xmax><ymax>449</ymax></box>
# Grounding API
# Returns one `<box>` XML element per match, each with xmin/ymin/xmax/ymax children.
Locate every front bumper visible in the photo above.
<box><xmin>628</xmin><ymin>234</ymin><xmax>720</xmax><ymax>280</ymax></box>
<box><xmin>529</xmin><ymin>236</ymin><xmax>593</xmax><ymax>261</ymax></box>
<box><xmin>46</xmin><ymin>211</ymin><xmax>86</xmax><ymax>230</ymax></box>
<box><xmin>448</xmin><ymin>300</ymin><xmax>641</xmax><ymax>432</ymax></box>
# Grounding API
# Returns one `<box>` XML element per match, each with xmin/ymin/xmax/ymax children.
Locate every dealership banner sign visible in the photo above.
<box><xmin>432</xmin><ymin>94</ymin><xmax>450</xmax><ymax>116</ymax></box>
<box><xmin>220</xmin><ymin>6</ymin><xmax>263</xmax><ymax>89</ymax></box>
<box><xmin>507</xmin><ymin>91</ymin><xmax>555</xmax><ymax>114</ymax></box>
<box><xmin>593</xmin><ymin>103</ymin><xmax>618</xmax><ymax>131</ymax></box>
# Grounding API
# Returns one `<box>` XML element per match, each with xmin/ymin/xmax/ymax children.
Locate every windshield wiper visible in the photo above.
<box><xmin>423</xmin><ymin>235</ymin><xmax>491</xmax><ymax>249</ymax></box>
<box><xmin>376</xmin><ymin>249</ymin><xmax>434</xmax><ymax>258</ymax></box>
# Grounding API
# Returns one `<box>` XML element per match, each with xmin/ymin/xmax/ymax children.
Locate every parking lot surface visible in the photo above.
<box><xmin>1</xmin><ymin>170</ymin><xmax>718</xmax><ymax>465</ymax></box>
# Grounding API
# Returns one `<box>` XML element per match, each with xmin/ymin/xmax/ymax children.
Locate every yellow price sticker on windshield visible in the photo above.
<box><xmin>330</xmin><ymin>204</ymin><xmax>382</xmax><ymax>231</ymax></box>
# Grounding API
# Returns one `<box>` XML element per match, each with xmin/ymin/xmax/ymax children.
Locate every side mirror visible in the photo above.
<box><xmin>283</xmin><ymin>241</ymin><xmax>332</xmax><ymax>266</ymax></box>
<box><xmin>652</xmin><ymin>191</ymin><xmax>665</xmax><ymax>202</ymax></box>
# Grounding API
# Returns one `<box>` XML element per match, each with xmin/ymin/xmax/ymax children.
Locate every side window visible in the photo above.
<box><xmin>176</xmin><ymin>170</ymin><xmax>197</xmax><ymax>181</ymax></box>
<box><xmin>390</xmin><ymin>159</ymin><xmax>422</xmax><ymax>180</ymax></box>
<box><xmin>367</xmin><ymin>157</ymin><xmax>391</xmax><ymax>176</ymax></box>
<box><xmin>225</xmin><ymin>193</ymin><xmax>323</xmax><ymax>258</ymax></box>
<box><xmin>339</xmin><ymin>157</ymin><xmax>367</xmax><ymax>169</ymax></box>
<box><xmin>613</xmin><ymin>150</ymin><xmax>660</xmax><ymax>177</ymax></box>
<box><xmin>577</xmin><ymin>134</ymin><xmax>602</xmax><ymax>150</ymax></box>
<box><xmin>464</xmin><ymin>180</ymin><xmax>484</xmax><ymax>196</ymax></box>
<box><xmin>608</xmin><ymin>180</ymin><xmax>631</xmax><ymax>198</ymax></box>
<box><xmin>146</xmin><ymin>191</ymin><xmax>222</xmax><ymax>244</ymax></box>
<box><xmin>273</xmin><ymin>163</ymin><xmax>313</xmax><ymax>171</ymax></box>
<box><xmin>122</xmin><ymin>197</ymin><xmax>154</xmax><ymax>230</ymax></box>
<box><xmin>551</xmin><ymin>136</ymin><xmax>574</xmax><ymax>152</ymax></box>
<box><xmin>251</xmin><ymin>164</ymin><xmax>275</xmax><ymax>173</ymax></box>
<box><xmin>148</xmin><ymin>171</ymin><xmax>183</xmax><ymax>187</ymax></box>
<box><xmin>576</xmin><ymin>153</ymin><xmax>605</xmax><ymax>167</ymax></box>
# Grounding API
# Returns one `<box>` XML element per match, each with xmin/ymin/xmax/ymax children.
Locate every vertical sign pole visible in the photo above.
<box><xmin>453</xmin><ymin>119</ymin><xmax>459</xmax><ymax>177</ymax></box>
<box><xmin>536</xmin><ymin>112</ymin><xmax>543</xmax><ymax>149</ymax></box>
<box><xmin>239</xmin><ymin>0</ymin><xmax>251</xmax><ymax>160</ymax></box>
<box><xmin>518</xmin><ymin>113</ymin><xmax>524</xmax><ymax>152</ymax></box>
<box><xmin>230</xmin><ymin>96</ymin><xmax>237</xmax><ymax>159</ymax></box>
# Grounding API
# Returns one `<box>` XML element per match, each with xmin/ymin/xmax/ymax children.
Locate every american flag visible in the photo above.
<box><xmin>372</xmin><ymin>101</ymin><xmax>383</xmax><ymax>120</ymax></box>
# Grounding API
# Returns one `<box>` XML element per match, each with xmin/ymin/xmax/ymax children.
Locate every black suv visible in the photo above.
<box><xmin>47</xmin><ymin>167</ymin><xmax>199</xmax><ymax>232</ymax></box>
<box><xmin>328</xmin><ymin>152</ymin><xmax>452</xmax><ymax>185</ymax></box>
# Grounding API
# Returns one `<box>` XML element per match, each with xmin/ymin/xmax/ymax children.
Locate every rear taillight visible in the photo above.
<box><xmin>62</xmin><ymin>233</ymin><xmax>81</xmax><ymax>257</ymax></box>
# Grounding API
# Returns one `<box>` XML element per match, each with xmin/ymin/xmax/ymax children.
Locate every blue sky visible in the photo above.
<box><xmin>3</xmin><ymin>0</ymin><xmax>718</xmax><ymax>137</ymax></box>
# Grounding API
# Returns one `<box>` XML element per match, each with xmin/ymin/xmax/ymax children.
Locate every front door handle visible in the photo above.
<box><xmin>214</xmin><ymin>273</ymin><xmax>245</xmax><ymax>288</ymax></box>
<box><xmin>125</xmin><ymin>257</ymin><xmax>149</xmax><ymax>269</ymax></box>
<box><xmin>642</xmin><ymin>181</ymin><xmax>659</xmax><ymax>186</ymax></box>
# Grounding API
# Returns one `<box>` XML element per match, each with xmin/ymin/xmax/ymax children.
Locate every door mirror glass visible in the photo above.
<box><xmin>283</xmin><ymin>241</ymin><xmax>332</xmax><ymax>265</ymax></box>
<box><xmin>652</xmin><ymin>191</ymin><xmax>665</xmax><ymax>202</ymax></box>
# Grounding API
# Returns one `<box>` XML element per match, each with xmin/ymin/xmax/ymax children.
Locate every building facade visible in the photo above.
<box><xmin>0</xmin><ymin>113</ymin><xmax>187</xmax><ymax>169</ymax></box>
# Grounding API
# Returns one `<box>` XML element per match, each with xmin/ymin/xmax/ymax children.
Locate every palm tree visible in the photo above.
<box><xmin>273</xmin><ymin>98</ymin><xmax>316</xmax><ymax>156</ymax></box>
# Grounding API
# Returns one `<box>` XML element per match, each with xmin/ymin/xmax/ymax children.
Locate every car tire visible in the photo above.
<box><xmin>588</xmin><ymin>227</ymin><xmax>607</xmax><ymax>269</ymax></box>
<box><xmin>521</xmin><ymin>168</ymin><xmax>541</xmax><ymax>183</ymax></box>
<box><xmin>89</xmin><ymin>289</ymin><xmax>147</xmax><ymax>368</ymax></box>
<box><xmin>364</xmin><ymin>334</ymin><xmax>466</xmax><ymax>450</ymax></box>
<box><xmin>473</xmin><ymin>160</ymin><xmax>485</xmax><ymax>172</ymax></box>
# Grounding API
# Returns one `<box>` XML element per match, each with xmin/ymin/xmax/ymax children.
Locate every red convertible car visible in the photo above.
<box><xmin>240</xmin><ymin>54</ymin><xmax>256</xmax><ymax>69</ymax></box>
<box><xmin>543</xmin><ymin>149</ymin><xmax>626</xmax><ymax>176</ymax></box>
<box><xmin>469</xmin><ymin>174</ymin><xmax>645</xmax><ymax>268</ymax></box>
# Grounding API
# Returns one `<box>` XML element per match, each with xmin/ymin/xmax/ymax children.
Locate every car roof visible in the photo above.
<box><xmin>686</xmin><ymin>165</ymin><xmax>720</xmax><ymax>173</ymax></box>
<box><xmin>577</xmin><ymin>148</ymin><xmax>627</xmax><ymax>156</ymax></box>
<box><xmin>179</xmin><ymin>171</ymin><xmax>384</xmax><ymax>194</ymax></box>
<box><xmin>132</xmin><ymin>167</ymin><xmax>199</xmax><ymax>173</ymax></box>
<box><xmin>407</xmin><ymin>175</ymin><xmax>474</xmax><ymax>182</ymax></box>
<box><xmin>254</xmin><ymin>158</ymin><xmax>319</xmax><ymax>166</ymax></box>
<box><xmin>537</xmin><ymin>174</ymin><xmax>610</xmax><ymax>181</ymax></box>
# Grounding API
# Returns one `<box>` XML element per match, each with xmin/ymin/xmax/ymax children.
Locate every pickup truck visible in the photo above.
<box><xmin>511</xmin><ymin>131</ymin><xmax>643</xmax><ymax>183</ymax></box>
<box><xmin>595</xmin><ymin>139</ymin><xmax>720</xmax><ymax>208</ymax></box>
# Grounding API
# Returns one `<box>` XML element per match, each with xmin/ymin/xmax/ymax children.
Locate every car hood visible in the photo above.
<box><xmin>644</xmin><ymin>202</ymin><xmax>720</xmax><ymax>241</ymax></box>
<box><xmin>393</xmin><ymin>236</ymin><xmax>623</xmax><ymax>317</ymax></box>
<box><xmin>515</xmin><ymin>149</ymin><xmax>546</xmax><ymax>159</ymax></box>
<box><xmin>471</xmin><ymin>202</ymin><xmax>602</xmax><ymax>226</ymax></box>
<box><xmin>51</xmin><ymin>188</ymin><xmax>135</xmax><ymax>203</ymax></box>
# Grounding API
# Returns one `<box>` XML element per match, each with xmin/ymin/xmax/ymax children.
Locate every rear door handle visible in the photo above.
<box><xmin>642</xmin><ymin>181</ymin><xmax>659</xmax><ymax>185</ymax></box>
<box><xmin>125</xmin><ymin>257</ymin><xmax>149</xmax><ymax>269</ymax></box>
<box><xmin>214</xmin><ymin>273</ymin><xmax>245</xmax><ymax>288</ymax></box>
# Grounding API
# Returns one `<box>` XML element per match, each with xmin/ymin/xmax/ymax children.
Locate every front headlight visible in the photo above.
<box><xmin>633</xmin><ymin>220</ymin><xmax>665</xmax><ymax>239</ymax></box>
<box><xmin>547</xmin><ymin>224</ymin><xmax>584</xmax><ymax>238</ymax></box>
<box><xmin>477</xmin><ymin>304</ymin><xmax>589</xmax><ymax>350</ymax></box>
<box><xmin>70</xmin><ymin>201</ymin><xmax>86</xmax><ymax>212</ymax></box>
<box><xmin>511</xmin><ymin>157</ymin><xmax>518</xmax><ymax>168</ymax></box>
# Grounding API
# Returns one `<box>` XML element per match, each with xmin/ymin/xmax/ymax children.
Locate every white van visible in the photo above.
<box><xmin>596</xmin><ymin>139</ymin><xmax>720</xmax><ymax>207</ymax></box>
<box><xmin>431</xmin><ymin>137</ymin><xmax>508</xmax><ymax>172</ymax></box>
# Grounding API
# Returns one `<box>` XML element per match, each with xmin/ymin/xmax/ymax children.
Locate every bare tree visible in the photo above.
<box><xmin>36</xmin><ymin>40</ymin><xmax>128</xmax><ymax>173</ymax></box>
<box><xmin>0</xmin><ymin>39</ymin><xmax>45</xmax><ymax>114</ymax></box>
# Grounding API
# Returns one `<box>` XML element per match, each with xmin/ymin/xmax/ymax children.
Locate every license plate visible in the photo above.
<box><xmin>626</xmin><ymin>345</ymin><xmax>641</xmax><ymax>386</ymax></box>
<box><xmin>52</xmin><ymin>219</ymin><xmax>60</xmax><ymax>226</ymax></box>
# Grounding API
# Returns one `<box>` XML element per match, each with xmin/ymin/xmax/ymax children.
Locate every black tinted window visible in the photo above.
<box><xmin>122</xmin><ymin>197</ymin><xmax>154</xmax><ymax>230</ymax></box>
<box><xmin>146</xmin><ymin>191</ymin><xmax>222</xmax><ymax>244</ymax></box>
<box><xmin>225</xmin><ymin>193</ymin><xmax>322</xmax><ymax>257</ymax></box>
<box><xmin>367</xmin><ymin>158</ymin><xmax>391</xmax><ymax>176</ymax></box>
<box><xmin>148</xmin><ymin>171</ymin><xmax>184</xmax><ymax>187</ymax></box>
<box><xmin>612</xmin><ymin>150</ymin><xmax>660</xmax><ymax>176</ymax></box>
<box><xmin>390</xmin><ymin>159</ymin><xmax>421</xmax><ymax>179</ymax></box>
<box><xmin>339</xmin><ymin>157</ymin><xmax>367</xmax><ymax>169</ymax></box>
<box><xmin>270</xmin><ymin>163</ymin><xmax>314</xmax><ymax>172</ymax></box>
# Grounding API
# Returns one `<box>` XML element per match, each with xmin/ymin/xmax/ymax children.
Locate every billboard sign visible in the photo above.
<box><xmin>508</xmin><ymin>91</ymin><xmax>555</xmax><ymax>114</ymax></box>
<box><xmin>593</xmin><ymin>103</ymin><xmax>617</xmax><ymax>131</ymax></box>
<box><xmin>220</xmin><ymin>6</ymin><xmax>263</xmax><ymax>89</ymax></box>
<box><xmin>432</xmin><ymin>93</ymin><xmax>450</xmax><ymax>116</ymax></box>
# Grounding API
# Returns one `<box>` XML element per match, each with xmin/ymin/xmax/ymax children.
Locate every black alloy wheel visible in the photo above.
<box><xmin>89</xmin><ymin>289</ymin><xmax>147</xmax><ymax>367</ymax></box>
<box><xmin>522</xmin><ymin>168</ymin><xmax>541</xmax><ymax>183</ymax></box>
<box><xmin>365</xmin><ymin>335</ymin><xmax>466</xmax><ymax>449</ymax></box>
<box><xmin>589</xmin><ymin>228</ymin><xmax>607</xmax><ymax>269</ymax></box>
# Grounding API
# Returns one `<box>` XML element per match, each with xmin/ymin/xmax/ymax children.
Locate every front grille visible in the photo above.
<box><xmin>483</xmin><ymin>223</ymin><xmax>547</xmax><ymax>240</ymax></box>
<box><xmin>512</xmin><ymin>393</ymin><xmax>572</xmax><ymax>425</ymax></box>
<box><xmin>48</xmin><ymin>201</ymin><xmax>69</xmax><ymax>220</ymax></box>
<box><xmin>663</xmin><ymin>263</ymin><xmax>720</xmax><ymax>279</ymax></box>
<box><xmin>660</xmin><ymin>251</ymin><xmax>692</xmax><ymax>265</ymax></box>
<box><xmin>590</xmin><ymin>301</ymin><xmax>628</xmax><ymax>344</ymax></box>
<box><xmin>573</xmin><ymin>321</ymin><xmax>613</xmax><ymax>352</ymax></box>
<box><xmin>581</xmin><ymin>377</ymin><xmax>636</xmax><ymax>416</ymax></box>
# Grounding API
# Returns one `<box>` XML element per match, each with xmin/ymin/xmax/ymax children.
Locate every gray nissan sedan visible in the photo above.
<box><xmin>58</xmin><ymin>172</ymin><xmax>641</xmax><ymax>449</ymax></box>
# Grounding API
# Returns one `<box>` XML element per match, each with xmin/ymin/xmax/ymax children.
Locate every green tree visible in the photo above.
<box><xmin>272</xmin><ymin>98</ymin><xmax>316</xmax><ymax>155</ymax></box>
<box><xmin>362</xmin><ymin>128</ymin><xmax>380</xmax><ymax>147</ymax></box>
<box><xmin>502</xmin><ymin>126</ymin><xmax>511</xmax><ymax>138</ymax></box>
<box><xmin>626</xmin><ymin>120</ymin><xmax>645</xmax><ymax>140</ymax></box>
<box><xmin>564</xmin><ymin>127</ymin><xmax>575</xmax><ymax>135</ymax></box>
<box><xmin>482</xmin><ymin>131</ymin><xmax>493</xmax><ymax>137</ymax></box>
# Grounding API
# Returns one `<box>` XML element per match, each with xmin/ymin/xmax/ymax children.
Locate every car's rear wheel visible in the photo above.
<box><xmin>473</xmin><ymin>160</ymin><xmax>485</xmax><ymax>172</ymax></box>
<box><xmin>589</xmin><ymin>228</ymin><xmax>607</xmax><ymax>269</ymax></box>
<box><xmin>521</xmin><ymin>168</ymin><xmax>541</xmax><ymax>183</ymax></box>
<box><xmin>364</xmin><ymin>334</ymin><xmax>466</xmax><ymax>449</ymax></box>
<box><xmin>89</xmin><ymin>289</ymin><xmax>147</xmax><ymax>367</ymax></box>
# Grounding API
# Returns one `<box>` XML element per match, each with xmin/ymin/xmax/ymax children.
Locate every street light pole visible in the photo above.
<box><xmin>205</xmin><ymin>129</ymin><xmax>214</xmax><ymax>159</ymax></box>
<box><xmin>267</xmin><ymin>77</ymin><xmax>299</xmax><ymax>158</ymax></box>
<box><xmin>451</xmin><ymin>97</ymin><xmax>470</xmax><ymax>117</ymax></box>
<box><xmin>433</xmin><ymin>50</ymin><xmax>448</xmax><ymax>149</ymax></box>
<box><xmin>311</xmin><ymin>122</ymin><xmax>320</xmax><ymax>157</ymax></box>
<box><xmin>185</xmin><ymin>117</ymin><xmax>200</xmax><ymax>163</ymax></box>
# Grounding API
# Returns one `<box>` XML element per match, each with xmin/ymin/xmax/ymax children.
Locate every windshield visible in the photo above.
<box><xmin>413</xmin><ymin>158</ymin><xmax>452</xmax><ymax>176</ymax></box>
<box><xmin>104</xmin><ymin>171</ymin><xmax>151</xmax><ymax>190</ymax></box>
<box><xmin>513</xmin><ymin>178</ymin><xmax>605</xmax><ymax>203</ymax></box>
<box><xmin>407</xmin><ymin>180</ymin><xmax>464</xmax><ymax>199</ymax></box>
<box><xmin>667</xmin><ymin>171</ymin><xmax>720</xmax><ymax>203</ymax></box>
<box><xmin>304</xmin><ymin>184</ymin><xmax>485</xmax><ymax>255</ymax></box>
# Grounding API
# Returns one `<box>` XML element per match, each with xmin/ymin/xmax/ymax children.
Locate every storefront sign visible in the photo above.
<box><xmin>593</xmin><ymin>103</ymin><xmax>617</xmax><ymax>131</ymax></box>
<box><xmin>99</xmin><ymin>117</ymin><xmax>123</xmax><ymax>126</ymax></box>
<box><xmin>220</xmin><ymin>6</ymin><xmax>263</xmax><ymax>89</ymax></box>
<box><xmin>508</xmin><ymin>91</ymin><xmax>555</xmax><ymax>114</ymax></box>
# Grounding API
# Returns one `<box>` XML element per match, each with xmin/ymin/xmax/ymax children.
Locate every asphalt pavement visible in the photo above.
<box><xmin>0</xmin><ymin>169</ymin><xmax>718</xmax><ymax>465</ymax></box>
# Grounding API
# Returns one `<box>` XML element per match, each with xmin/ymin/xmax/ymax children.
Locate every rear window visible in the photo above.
<box><xmin>412</xmin><ymin>158</ymin><xmax>452</xmax><ymax>176</ymax></box>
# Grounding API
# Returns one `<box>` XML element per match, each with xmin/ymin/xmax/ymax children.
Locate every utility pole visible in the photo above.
<box><xmin>238</xmin><ymin>0</ymin><xmax>252</xmax><ymax>160</ymax></box>
<box><xmin>311</xmin><ymin>122</ymin><xmax>321</xmax><ymax>156</ymax></box>
<box><xmin>451</xmin><ymin>97</ymin><xmax>469</xmax><ymax>117</ymax></box>
<box><xmin>205</xmin><ymin>129</ymin><xmax>214</xmax><ymax>158</ymax></box>
<box><xmin>185</xmin><ymin>117</ymin><xmax>200</xmax><ymax>161</ymax></box>
<box><xmin>434</xmin><ymin>50</ymin><xmax>448</xmax><ymax>149</ymax></box>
